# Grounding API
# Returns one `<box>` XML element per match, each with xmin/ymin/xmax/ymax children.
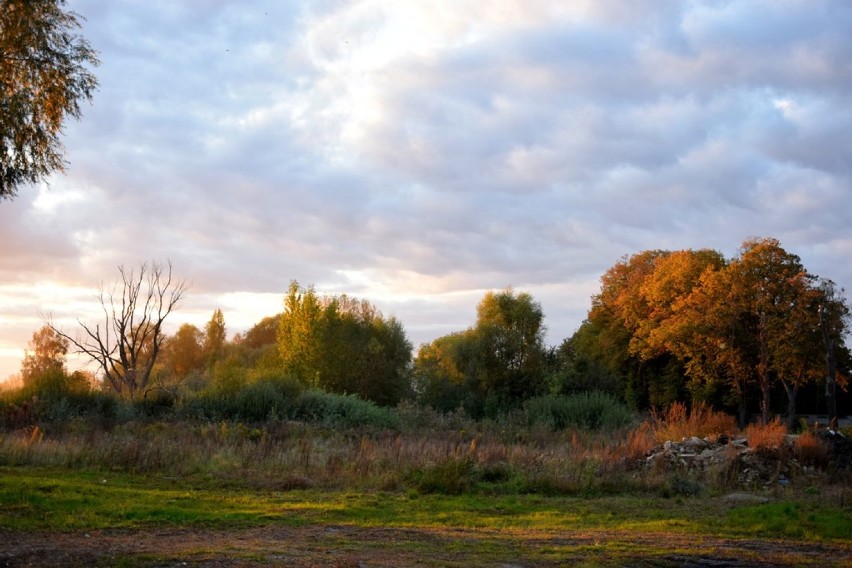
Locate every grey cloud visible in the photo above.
<box><xmin>2</xmin><ymin>0</ymin><xmax>851</xmax><ymax>379</ymax></box>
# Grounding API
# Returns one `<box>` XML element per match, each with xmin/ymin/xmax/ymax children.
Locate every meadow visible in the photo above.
<box><xmin>1</xmin><ymin>395</ymin><xmax>851</xmax><ymax>566</ymax></box>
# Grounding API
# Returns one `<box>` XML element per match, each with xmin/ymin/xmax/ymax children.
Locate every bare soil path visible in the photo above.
<box><xmin>2</xmin><ymin>524</ymin><xmax>851</xmax><ymax>567</ymax></box>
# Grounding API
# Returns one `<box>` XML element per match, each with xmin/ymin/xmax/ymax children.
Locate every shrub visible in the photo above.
<box><xmin>395</xmin><ymin>400</ymin><xmax>476</xmax><ymax>433</ymax></box>
<box><xmin>135</xmin><ymin>391</ymin><xmax>175</xmax><ymax>418</ymax></box>
<box><xmin>745</xmin><ymin>418</ymin><xmax>787</xmax><ymax>449</ymax></box>
<box><xmin>247</xmin><ymin>369</ymin><xmax>304</xmax><ymax>398</ymax></box>
<box><xmin>410</xmin><ymin>457</ymin><xmax>476</xmax><ymax>494</ymax></box>
<box><xmin>613</xmin><ymin>423</ymin><xmax>656</xmax><ymax>462</ymax></box>
<box><xmin>524</xmin><ymin>392</ymin><xmax>634</xmax><ymax>431</ymax></box>
<box><xmin>233</xmin><ymin>380</ymin><xmax>290</xmax><ymax>421</ymax></box>
<box><xmin>293</xmin><ymin>390</ymin><xmax>400</xmax><ymax>429</ymax></box>
<box><xmin>230</xmin><ymin>372</ymin><xmax>302</xmax><ymax>421</ymax></box>
<box><xmin>179</xmin><ymin>372</ymin><xmax>303</xmax><ymax>422</ymax></box>
<box><xmin>0</xmin><ymin>373</ymin><xmax>126</xmax><ymax>426</ymax></box>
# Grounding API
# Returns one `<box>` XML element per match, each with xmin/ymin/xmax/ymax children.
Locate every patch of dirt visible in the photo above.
<box><xmin>1</xmin><ymin>524</ymin><xmax>850</xmax><ymax>567</ymax></box>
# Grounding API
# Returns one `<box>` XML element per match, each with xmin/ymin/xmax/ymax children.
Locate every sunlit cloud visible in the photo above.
<box><xmin>1</xmin><ymin>0</ymin><xmax>850</xmax><ymax>379</ymax></box>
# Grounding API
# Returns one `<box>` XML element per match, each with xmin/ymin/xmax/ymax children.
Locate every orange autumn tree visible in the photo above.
<box><xmin>574</xmin><ymin>237</ymin><xmax>848</xmax><ymax>425</ymax></box>
<box><xmin>726</xmin><ymin>238</ymin><xmax>813</xmax><ymax>424</ymax></box>
<box><xmin>20</xmin><ymin>325</ymin><xmax>69</xmax><ymax>384</ymax></box>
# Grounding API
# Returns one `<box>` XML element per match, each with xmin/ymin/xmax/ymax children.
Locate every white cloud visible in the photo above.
<box><xmin>1</xmin><ymin>0</ymin><xmax>851</xmax><ymax>378</ymax></box>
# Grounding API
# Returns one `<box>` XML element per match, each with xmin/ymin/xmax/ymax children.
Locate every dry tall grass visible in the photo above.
<box><xmin>649</xmin><ymin>402</ymin><xmax>738</xmax><ymax>443</ymax></box>
<box><xmin>0</xmin><ymin>419</ymin><xmax>665</xmax><ymax>494</ymax></box>
<box><xmin>744</xmin><ymin>419</ymin><xmax>787</xmax><ymax>449</ymax></box>
<box><xmin>793</xmin><ymin>430</ymin><xmax>829</xmax><ymax>467</ymax></box>
<box><xmin>1</xmin><ymin>407</ymin><xmax>844</xmax><ymax>496</ymax></box>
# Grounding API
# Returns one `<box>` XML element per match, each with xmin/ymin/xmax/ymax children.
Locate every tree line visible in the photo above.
<box><xmin>8</xmin><ymin>238</ymin><xmax>851</xmax><ymax>426</ymax></box>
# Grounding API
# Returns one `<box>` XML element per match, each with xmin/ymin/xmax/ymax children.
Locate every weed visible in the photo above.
<box><xmin>745</xmin><ymin>419</ymin><xmax>787</xmax><ymax>449</ymax></box>
<box><xmin>410</xmin><ymin>457</ymin><xmax>477</xmax><ymax>495</ymax></box>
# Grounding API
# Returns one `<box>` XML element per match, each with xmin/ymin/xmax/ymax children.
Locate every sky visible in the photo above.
<box><xmin>2</xmin><ymin>0</ymin><xmax>852</xmax><ymax>380</ymax></box>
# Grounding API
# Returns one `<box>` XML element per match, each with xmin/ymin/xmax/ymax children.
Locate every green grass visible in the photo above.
<box><xmin>725</xmin><ymin>501</ymin><xmax>852</xmax><ymax>540</ymax></box>
<box><xmin>0</xmin><ymin>468</ymin><xmax>305</xmax><ymax>530</ymax></box>
<box><xmin>3</xmin><ymin>466</ymin><xmax>851</xmax><ymax>567</ymax></box>
<box><xmin>1</xmin><ymin>465</ymin><xmax>849</xmax><ymax>542</ymax></box>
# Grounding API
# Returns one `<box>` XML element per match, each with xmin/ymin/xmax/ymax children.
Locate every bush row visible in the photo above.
<box><xmin>2</xmin><ymin>373</ymin><xmax>634</xmax><ymax>433</ymax></box>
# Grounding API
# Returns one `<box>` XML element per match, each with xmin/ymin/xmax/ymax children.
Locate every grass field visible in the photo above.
<box><xmin>1</xmin><ymin>399</ymin><xmax>850</xmax><ymax>566</ymax></box>
<box><xmin>2</xmin><ymin>465</ymin><xmax>850</xmax><ymax>566</ymax></box>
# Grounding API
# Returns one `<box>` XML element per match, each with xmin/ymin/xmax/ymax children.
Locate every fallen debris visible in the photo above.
<box><xmin>639</xmin><ymin>429</ymin><xmax>850</xmax><ymax>489</ymax></box>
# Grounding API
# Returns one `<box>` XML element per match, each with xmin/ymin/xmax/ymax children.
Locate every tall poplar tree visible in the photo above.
<box><xmin>203</xmin><ymin>309</ymin><xmax>227</xmax><ymax>366</ymax></box>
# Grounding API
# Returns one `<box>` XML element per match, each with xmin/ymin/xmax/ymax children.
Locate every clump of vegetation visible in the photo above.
<box><xmin>409</xmin><ymin>457</ymin><xmax>478</xmax><ymax>495</ymax></box>
<box><xmin>524</xmin><ymin>392</ymin><xmax>634</xmax><ymax>431</ymax></box>
<box><xmin>650</xmin><ymin>402</ymin><xmax>738</xmax><ymax>443</ymax></box>
<box><xmin>793</xmin><ymin>430</ymin><xmax>829</xmax><ymax>468</ymax></box>
<box><xmin>292</xmin><ymin>389</ymin><xmax>400</xmax><ymax>429</ymax></box>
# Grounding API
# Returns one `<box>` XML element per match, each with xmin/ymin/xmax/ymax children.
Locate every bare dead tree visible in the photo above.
<box><xmin>48</xmin><ymin>261</ymin><xmax>189</xmax><ymax>399</ymax></box>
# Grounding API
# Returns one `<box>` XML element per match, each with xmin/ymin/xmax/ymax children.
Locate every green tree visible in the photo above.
<box><xmin>412</xmin><ymin>332</ymin><xmax>472</xmax><ymax>412</ymax></box>
<box><xmin>473</xmin><ymin>288</ymin><xmax>547</xmax><ymax>408</ymax></box>
<box><xmin>1</xmin><ymin>0</ymin><xmax>98</xmax><ymax>198</ymax></box>
<box><xmin>231</xmin><ymin>314</ymin><xmax>284</xmax><ymax>373</ymax></box>
<box><xmin>278</xmin><ymin>281</ymin><xmax>324</xmax><ymax>386</ymax></box>
<box><xmin>277</xmin><ymin>281</ymin><xmax>412</xmax><ymax>406</ymax></box>
<box><xmin>241</xmin><ymin>314</ymin><xmax>280</xmax><ymax>349</ymax></box>
<box><xmin>413</xmin><ymin>288</ymin><xmax>547</xmax><ymax>416</ymax></box>
<box><xmin>548</xmin><ymin>324</ymin><xmax>623</xmax><ymax>397</ymax></box>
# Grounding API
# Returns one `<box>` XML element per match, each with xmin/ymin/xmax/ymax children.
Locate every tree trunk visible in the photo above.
<box><xmin>760</xmin><ymin>379</ymin><xmax>771</xmax><ymax>425</ymax></box>
<box><xmin>825</xmin><ymin>349</ymin><xmax>837</xmax><ymax>424</ymax></box>
<box><xmin>781</xmin><ymin>380</ymin><xmax>798</xmax><ymax>430</ymax></box>
<box><xmin>758</xmin><ymin>311</ymin><xmax>771</xmax><ymax>425</ymax></box>
<box><xmin>820</xmin><ymin>304</ymin><xmax>838</xmax><ymax>424</ymax></box>
<box><xmin>738</xmin><ymin>390</ymin><xmax>747</xmax><ymax>429</ymax></box>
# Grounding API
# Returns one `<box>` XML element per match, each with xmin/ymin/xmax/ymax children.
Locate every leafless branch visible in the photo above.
<box><xmin>45</xmin><ymin>260</ymin><xmax>189</xmax><ymax>398</ymax></box>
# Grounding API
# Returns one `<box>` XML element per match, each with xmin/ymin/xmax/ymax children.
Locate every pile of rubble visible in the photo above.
<box><xmin>819</xmin><ymin>428</ymin><xmax>852</xmax><ymax>469</ymax></box>
<box><xmin>640</xmin><ymin>429</ymin><xmax>850</xmax><ymax>488</ymax></box>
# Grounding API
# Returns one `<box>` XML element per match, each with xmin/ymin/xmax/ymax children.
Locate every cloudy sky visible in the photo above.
<box><xmin>2</xmin><ymin>0</ymin><xmax>851</xmax><ymax>379</ymax></box>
